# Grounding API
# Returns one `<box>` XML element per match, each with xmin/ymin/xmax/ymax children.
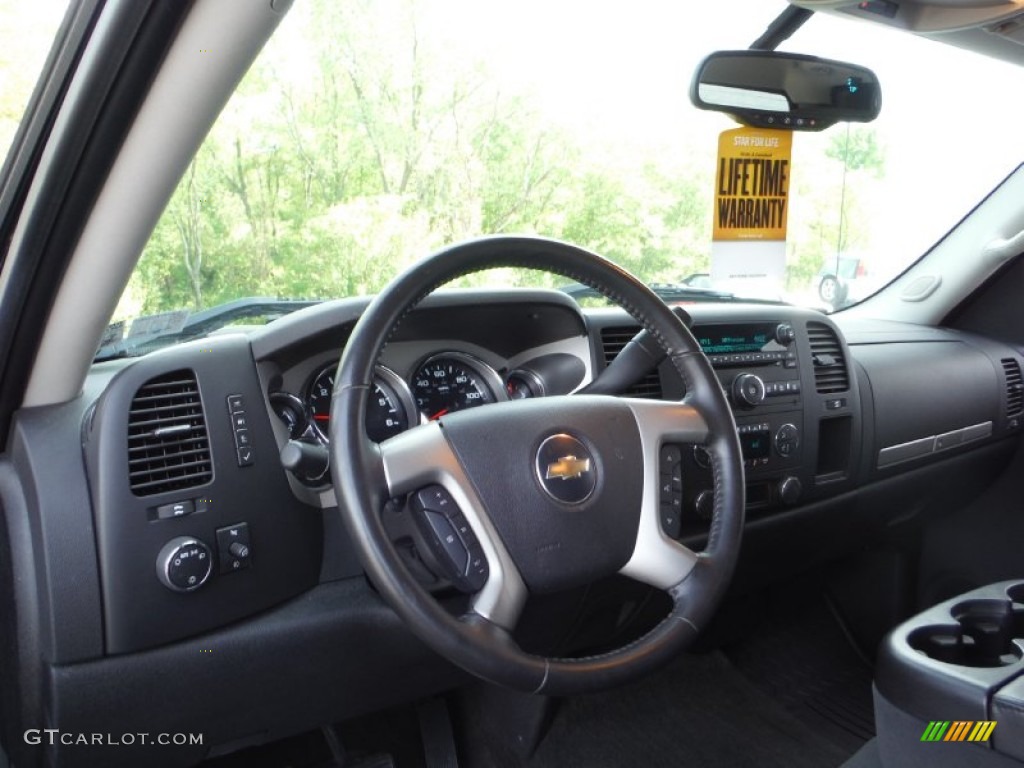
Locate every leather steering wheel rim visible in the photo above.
<box><xmin>330</xmin><ymin>235</ymin><xmax>744</xmax><ymax>695</ymax></box>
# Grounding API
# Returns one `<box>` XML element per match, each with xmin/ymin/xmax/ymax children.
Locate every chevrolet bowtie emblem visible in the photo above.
<box><xmin>545</xmin><ymin>455</ymin><xmax>592</xmax><ymax>481</ymax></box>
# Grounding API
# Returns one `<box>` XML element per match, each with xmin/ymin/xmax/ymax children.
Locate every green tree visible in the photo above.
<box><xmin>122</xmin><ymin>0</ymin><xmax>725</xmax><ymax>316</ymax></box>
<box><xmin>826</xmin><ymin>125</ymin><xmax>885</xmax><ymax>176</ymax></box>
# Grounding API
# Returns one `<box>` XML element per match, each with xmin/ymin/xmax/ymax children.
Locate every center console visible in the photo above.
<box><xmin>642</xmin><ymin>307</ymin><xmax>862</xmax><ymax>536</ymax></box>
<box><xmin>689</xmin><ymin>320</ymin><xmax>805</xmax><ymax>517</ymax></box>
<box><xmin>875</xmin><ymin>581</ymin><xmax>1024</xmax><ymax>766</ymax></box>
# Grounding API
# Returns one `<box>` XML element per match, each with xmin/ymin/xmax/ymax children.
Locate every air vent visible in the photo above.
<box><xmin>807</xmin><ymin>322</ymin><xmax>849</xmax><ymax>394</ymax></box>
<box><xmin>600</xmin><ymin>326</ymin><xmax>663</xmax><ymax>399</ymax></box>
<box><xmin>1002</xmin><ymin>358</ymin><xmax>1023</xmax><ymax>417</ymax></box>
<box><xmin>127</xmin><ymin>370</ymin><xmax>213</xmax><ymax>496</ymax></box>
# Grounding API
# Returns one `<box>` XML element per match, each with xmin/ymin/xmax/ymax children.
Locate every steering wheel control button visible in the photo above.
<box><xmin>156</xmin><ymin>537</ymin><xmax>213</xmax><ymax>592</ymax></box>
<box><xmin>448</xmin><ymin>514</ymin><xmax>489</xmax><ymax>591</ymax></box>
<box><xmin>659</xmin><ymin>443</ymin><xmax>682</xmax><ymax>474</ymax></box>
<box><xmin>155</xmin><ymin>499</ymin><xmax>195</xmax><ymax>520</ymax></box>
<box><xmin>215</xmin><ymin>523</ymin><xmax>252</xmax><ymax>574</ymax></box>
<box><xmin>660</xmin><ymin>503</ymin><xmax>682</xmax><ymax>538</ymax></box>
<box><xmin>411</xmin><ymin>486</ymin><xmax>489</xmax><ymax>592</ymax></box>
<box><xmin>535</xmin><ymin>434</ymin><xmax>597</xmax><ymax>505</ymax></box>
<box><xmin>659</xmin><ymin>444</ymin><xmax>685</xmax><ymax>537</ymax></box>
<box><xmin>424</xmin><ymin>510</ymin><xmax>470</xmax><ymax>574</ymax></box>
<box><xmin>774</xmin><ymin>423</ymin><xmax>801</xmax><ymax>457</ymax></box>
<box><xmin>417</xmin><ymin>485</ymin><xmax>457</xmax><ymax>514</ymax></box>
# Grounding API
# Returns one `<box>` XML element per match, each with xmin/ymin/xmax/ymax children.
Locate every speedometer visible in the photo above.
<box><xmin>411</xmin><ymin>353</ymin><xmax>503</xmax><ymax>420</ymax></box>
<box><xmin>307</xmin><ymin>365</ymin><xmax>412</xmax><ymax>443</ymax></box>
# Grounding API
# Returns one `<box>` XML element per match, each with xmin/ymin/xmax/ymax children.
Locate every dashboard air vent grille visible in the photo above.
<box><xmin>600</xmin><ymin>326</ymin><xmax>663</xmax><ymax>399</ymax></box>
<box><xmin>807</xmin><ymin>322</ymin><xmax>849</xmax><ymax>394</ymax></box>
<box><xmin>1002</xmin><ymin>358</ymin><xmax>1023</xmax><ymax>417</ymax></box>
<box><xmin>127</xmin><ymin>370</ymin><xmax>212</xmax><ymax>496</ymax></box>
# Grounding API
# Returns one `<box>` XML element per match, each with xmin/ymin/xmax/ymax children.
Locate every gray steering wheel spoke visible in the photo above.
<box><xmin>618</xmin><ymin>398</ymin><xmax>707</xmax><ymax>589</ymax></box>
<box><xmin>379</xmin><ymin>423</ymin><xmax>527</xmax><ymax>630</ymax></box>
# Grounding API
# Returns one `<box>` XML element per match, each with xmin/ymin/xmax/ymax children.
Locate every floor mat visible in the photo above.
<box><xmin>724</xmin><ymin>595</ymin><xmax>877</xmax><ymax>755</ymax></box>
<box><xmin>462</xmin><ymin>650</ymin><xmax>854</xmax><ymax>768</ymax></box>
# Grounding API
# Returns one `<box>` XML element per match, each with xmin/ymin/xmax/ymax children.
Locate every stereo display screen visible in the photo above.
<box><xmin>695</xmin><ymin>324</ymin><xmax>778</xmax><ymax>355</ymax></box>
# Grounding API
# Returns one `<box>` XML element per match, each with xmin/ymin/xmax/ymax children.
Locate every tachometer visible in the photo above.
<box><xmin>307</xmin><ymin>365</ymin><xmax>412</xmax><ymax>443</ymax></box>
<box><xmin>411</xmin><ymin>353</ymin><xmax>503</xmax><ymax>420</ymax></box>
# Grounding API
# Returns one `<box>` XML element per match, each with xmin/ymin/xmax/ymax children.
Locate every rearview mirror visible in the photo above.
<box><xmin>690</xmin><ymin>51</ymin><xmax>881</xmax><ymax>131</ymax></box>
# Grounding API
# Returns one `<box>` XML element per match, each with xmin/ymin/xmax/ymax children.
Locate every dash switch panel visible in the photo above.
<box><xmin>216</xmin><ymin>522</ymin><xmax>252</xmax><ymax>574</ymax></box>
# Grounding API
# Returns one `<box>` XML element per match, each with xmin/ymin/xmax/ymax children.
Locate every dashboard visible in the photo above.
<box><xmin>70</xmin><ymin>289</ymin><xmax>1024</xmax><ymax>655</ymax></box>
<box><xmin>4</xmin><ymin>286</ymin><xmax>1024</xmax><ymax>766</ymax></box>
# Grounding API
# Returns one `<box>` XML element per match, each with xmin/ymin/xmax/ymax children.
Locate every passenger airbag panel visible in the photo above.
<box><xmin>856</xmin><ymin>341</ymin><xmax>998</xmax><ymax>469</ymax></box>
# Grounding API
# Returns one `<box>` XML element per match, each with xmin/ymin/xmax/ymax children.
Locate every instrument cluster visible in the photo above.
<box><xmin>270</xmin><ymin>350</ymin><xmax>550</xmax><ymax>448</ymax></box>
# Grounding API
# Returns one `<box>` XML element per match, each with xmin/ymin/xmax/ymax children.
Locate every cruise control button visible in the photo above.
<box><xmin>448</xmin><ymin>513</ymin><xmax>479</xmax><ymax>549</ymax></box>
<box><xmin>465</xmin><ymin>555</ymin><xmax>488</xmax><ymax>591</ymax></box>
<box><xmin>417</xmin><ymin>485</ymin><xmax>457</xmax><ymax>515</ymax></box>
<box><xmin>423</xmin><ymin>510</ymin><xmax>469</xmax><ymax>574</ymax></box>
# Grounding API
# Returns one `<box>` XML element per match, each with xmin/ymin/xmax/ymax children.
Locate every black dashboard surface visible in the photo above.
<box><xmin>4</xmin><ymin>287</ymin><xmax>1024</xmax><ymax>766</ymax></box>
<box><xmin>70</xmin><ymin>289</ymin><xmax>1024</xmax><ymax>652</ymax></box>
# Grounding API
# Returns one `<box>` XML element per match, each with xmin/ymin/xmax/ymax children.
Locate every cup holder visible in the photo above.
<box><xmin>908</xmin><ymin>599</ymin><xmax>1024</xmax><ymax>668</ymax></box>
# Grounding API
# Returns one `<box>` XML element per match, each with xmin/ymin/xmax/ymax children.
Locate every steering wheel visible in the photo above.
<box><xmin>330</xmin><ymin>235</ymin><xmax>744</xmax><ymax>695</ymax></box>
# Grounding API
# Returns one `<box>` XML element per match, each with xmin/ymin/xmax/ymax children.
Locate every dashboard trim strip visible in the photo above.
<box><xmin>878</xmin><ymin>421</ymin><xmax>993</xmax><ymax>469</ymax></box>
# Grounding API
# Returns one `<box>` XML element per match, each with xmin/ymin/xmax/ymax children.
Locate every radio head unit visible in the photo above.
<box><xmin>696</xmin><ymin>322</ymin><xmax>797</xmax><ymax>368</ymax></box>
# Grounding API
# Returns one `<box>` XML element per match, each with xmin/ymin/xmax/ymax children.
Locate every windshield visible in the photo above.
<box><xmin>0</xmin><ymin>1</ymin><xmax>68</xmax><ymax>162</ymax></box>
<box><xmin>108</xmin><ymin>0</ymin><xmax>1024</xmax><ymax>352</ymax></box>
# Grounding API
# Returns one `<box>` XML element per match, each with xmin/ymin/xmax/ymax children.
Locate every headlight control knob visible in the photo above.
<box><xmin>156</xmin><ymin>536</ymin><xmax>213</xmax><ymax>593</ymax></box>
<box><xmin>732</xmin><ymin>373</ymin><xmax>766</xmax><ymax>408</ymax></box>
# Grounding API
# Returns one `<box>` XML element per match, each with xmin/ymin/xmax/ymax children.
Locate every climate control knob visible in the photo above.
<box><xmin>778</xmin><ymin>476</ymin><xmax>802</xmax><ymax>505</ymax></box>
<box><xmin>732</xmin><ymin>373</ymin><xmax>766</xmax><ymax>408</ymax></box>
<box><xmin>774</xmin><ymin>423</ymin><xmax>800</xmax><ymax>457</ymax></box>
<box><xmin>156</xmin><ymin>536</ymin><xmax>213</xmax><ymax>593</ymax></box>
